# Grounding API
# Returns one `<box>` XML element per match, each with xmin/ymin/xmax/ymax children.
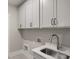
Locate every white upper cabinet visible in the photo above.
<box><xmin>18</xmin><ymin>0</ymin><xmax>70</xmax><ymax>29</ymax></box>
<box><xmin>40</xmin><ymin>0</ymin><xmax>57</xmax><ymax>28</ymax></box>
<box><xmin>57</xmin><ymin>0</ymin><xmax>70</xmax><ymax>27</ymax></box>
<box><xmin>18</xmin><ymin>0</ymin><xmax>39</xmax><ymax>29</ymax></box>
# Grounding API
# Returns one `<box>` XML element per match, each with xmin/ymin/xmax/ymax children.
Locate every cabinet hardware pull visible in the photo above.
<box><xmin>30</xmin><ymin>22</ymin><xmax>32</xmax><ymax>27</ymax></box>
<box><xmin>20</xmin><ymin>24</ymin><xmax>21</xmax><ymax>28</ymax></box>
<box><xmin>51</xmin><ymin>18</ymin><xmax>57</xmax><ymax>25</ymax></box>
<box><xmin>54</xmin><ymin>18</ymin><xmax>57</xmax><ymax>25</ymax></box>
<box><xmin>51</xmin><ymin>18</ymin><xmax>53</xmax><ymax>25</ymax></box>
<box><xmin>51</xmin><ymin>18</ymin><xmax>54</xmax><ymax>25</ymax></box>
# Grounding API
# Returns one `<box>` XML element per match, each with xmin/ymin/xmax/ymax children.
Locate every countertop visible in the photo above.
<box><xmin>32</xmin><ymin>43</ymin><xmax>70</xmax><ymax>59</ymax></box>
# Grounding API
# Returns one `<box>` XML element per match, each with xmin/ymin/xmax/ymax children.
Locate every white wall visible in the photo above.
<box><xmin>8</xmin><ymin>5</ymin><xmax>23</xmax><ymax>52</ymax></box>
<box><xmin>22</xmin><ymin>28</ymin><xmax>70</xmax><ymax>47</ymax></box>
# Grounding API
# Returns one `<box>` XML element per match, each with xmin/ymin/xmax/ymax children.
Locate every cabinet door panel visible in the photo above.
<box><xmin>25</xmin><ymin>0</ymin><xmax>39</xmax><ymax>28</ymax></box>
<box><xmin>18</xmin><ymin>3</ymin><xmax>26</xmax><ymax>28</ymax></box>
<box><xmin>32</xmin><ymin>0</ymin><xmax>39</xmax><ymax>28</ymax></box>
<box><xmin>57</xmin><ymin>0</ymin><xmax>70</xmax><ymax>27</ymax></box>
<box><xmin>42</xmin><ymin>0</ymin><xmax>54</xmax><ymax>27</ymax></box>
<box><xmin>25</xmin><ymin>0</ymin><xmax>33</xmax><ymax>28</ymax></box>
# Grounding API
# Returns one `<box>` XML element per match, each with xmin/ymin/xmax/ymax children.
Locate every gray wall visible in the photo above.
<box><xmin>8</xmin><ymin>5</ymin><xmax>23</xmax><ymax>52</ymax></box>
<box><xmin>22</xmin><ymin>28</ymin><xmax>70</xmax><ymax>47</ymax></box>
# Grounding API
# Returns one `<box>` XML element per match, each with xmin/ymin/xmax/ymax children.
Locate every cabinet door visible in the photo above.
<box><xmin>25</xmin><ymin>0</ymin><xmax>39</xmax><ymax>28</ymax></box>
<box><xmin>40</xmin><ymin>0</ymin><xmax>57</xmax><ymax>28</ymax></box>
<box><xmin>18</xmin><ymin>2</ymin><xmax>26</xmax><ymax>28</ymax></box>
<box><xmin>25</xmin><ymin>0</ymin><xmax>33</xmax><ymax>28</ymax></box>
<box><xmin>57</xmin><ymin>0</ymin><xmax>70</xmax><ymax>27</ymax></box>
<box><xmin>32</xmin><ymin>0</ymin><xmax>39</xmax><ymax>28</ymax></box>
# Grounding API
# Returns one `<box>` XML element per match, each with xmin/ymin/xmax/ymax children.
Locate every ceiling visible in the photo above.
<box><xmin>8</xmin><ymin>0</ymin><xmax>26</xmax><ymax>6</ymax></box>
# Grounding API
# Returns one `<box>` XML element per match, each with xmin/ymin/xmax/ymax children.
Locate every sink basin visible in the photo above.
<box><xmin>40</xmin><ymin>48</ymin><xmax>57</xmax><ymax>57</ymax></box>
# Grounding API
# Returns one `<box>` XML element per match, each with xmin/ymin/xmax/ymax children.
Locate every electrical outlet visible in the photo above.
<box><xmin>37</xmin><ymin>38</ymin><xmax>41</xmax><ymax>42</ymax></box>
<box><xmin>24</xmin><ymin>45</ymin><xmax>28</xmax><ymax>51</ymax></box>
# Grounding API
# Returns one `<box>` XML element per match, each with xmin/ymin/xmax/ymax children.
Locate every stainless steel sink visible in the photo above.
<box><xmin>40</xmin><ymin>48</ymin><xmax>57</xmax><ymax>57</ymax></box>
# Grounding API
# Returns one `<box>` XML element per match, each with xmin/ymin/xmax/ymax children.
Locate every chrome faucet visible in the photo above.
<box><xmin>50</xmin><ymin>34</ymin><xmax>60</xmax><ymax>50</ymax></box>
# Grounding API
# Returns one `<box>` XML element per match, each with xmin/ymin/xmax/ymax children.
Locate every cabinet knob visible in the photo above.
<box><xmin>20</xmin><ymin>24</ymin><xmax>21</xmax><ymax>28</ymax></box>
<box><xmin>30</xmin><ymin>22</ymin><xmax>32</xmax><ymax>27</ymax></box>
